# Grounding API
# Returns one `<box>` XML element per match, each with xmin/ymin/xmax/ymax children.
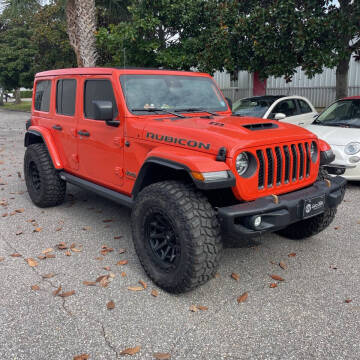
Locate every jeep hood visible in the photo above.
<box><xmin>143</xmin><ymin>115</ymin><xmax>318</xmax><ymax>158</ymax></box>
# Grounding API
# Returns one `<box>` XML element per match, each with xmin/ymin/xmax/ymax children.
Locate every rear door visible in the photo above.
<box><xmin>76</xmin><ymin>76</ymin><xmax>124</xmax><ymax>189</ymax></box>
<box><xmin>52</xmin><ymin>77</ymin><xmax>79</xmax><ymax>170</ymax></box>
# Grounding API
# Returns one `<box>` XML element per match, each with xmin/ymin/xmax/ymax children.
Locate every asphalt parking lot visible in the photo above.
<box><xmin>1</xmin><ymin>109</ymin><xmax>360</xmax><ymax>360</ymax></box>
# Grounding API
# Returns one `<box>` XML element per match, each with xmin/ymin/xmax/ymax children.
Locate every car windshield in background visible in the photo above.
<box><xmin>315</xmin><ymin>99</ymin><xmax>360</xmax><ymax>128</ymax></box>
<box><xmin>119</xmin><ymin>75</ymin><xmax>228</xmax><ymax>114</ymax></box>
<box><xmin>232</xmin><ymin>98</ymin><xmax>273</xmax><ymax>117</ymax></box>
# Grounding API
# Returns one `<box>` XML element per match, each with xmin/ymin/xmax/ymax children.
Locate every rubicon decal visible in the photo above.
<box><xmin>146</xmin><ymin>132</ymin><xmax>211</xmax><ymax>150</ymax></box>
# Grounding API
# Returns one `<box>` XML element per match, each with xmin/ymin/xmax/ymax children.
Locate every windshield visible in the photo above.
<box><xmin>119</xmin><ymin>75</ymin><xmax>228</xmax><ymax>114</ymax></box>
<box><xmin>315</xmin><ymin>99</ymin><xmax>360</xmax><ymax>128</ymax></box>
<box><xmin>232</xmin><ymin>98</ymin><xmax>272</xmax><ymax>117</ymax></box>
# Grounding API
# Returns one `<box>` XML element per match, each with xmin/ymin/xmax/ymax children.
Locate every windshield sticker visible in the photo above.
<box><xmin>146</xmin><ymin>132</ymin><xmax>211</xmax><ymax>150</ymax></box>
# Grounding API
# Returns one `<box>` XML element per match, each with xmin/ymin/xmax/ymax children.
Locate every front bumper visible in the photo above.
<box><xmin>218</xmin><ymin>176</ymin><xmax>346</xmax><ymax>237</ymax></box>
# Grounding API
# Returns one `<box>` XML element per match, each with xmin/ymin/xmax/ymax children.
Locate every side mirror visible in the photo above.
<box><xmin>274</xmin><ymin>113</ymin><xmax>286</xmax><ymax>120</ymax></box>
<box><xmin>93</xmin><ymin>100</ymin><xmax>113</xmax><ymax>120</ymax></box>
<box><xmin>225</xmin><ymin>97</ymin><xmax>233</xmax><ymax>110</ymax></box>
<box><xmin>92</xmin><ymin>100</ymin><xmax>119</xmax><ymax>127</ymax></box>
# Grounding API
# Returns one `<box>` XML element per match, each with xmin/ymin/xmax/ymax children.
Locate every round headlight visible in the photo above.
<box><xmin>310</xmin><ymin>141</ymin><xmax>318</xmax><ymax>162</ymax></box>
<box><xmin>236</xmin><ymin>152</ymin><xmax>249</xmax><ymax>176</ymax></box>
<box><xmin>344</xmin><ymin>142</ymin><xmax>360</xmax><ymax>155</ymax></box>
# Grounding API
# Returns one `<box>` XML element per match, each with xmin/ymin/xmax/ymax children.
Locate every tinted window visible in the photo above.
<box><xmin>84</xmin><ymin>79</ymin><xmax>118</xmax><ymax>119</ymax></box>
<box><xmin>56</xmin><ymin>79</ymin><xmax>76</xmax><ymax>116</ymax></box>
<box><xmin>34</xmin><ymin>80</ymin><xmax>51</xmax><ymax>112</ymax></box>
<box><xmin>232</xmin><ymin>98</ymin><xmax>273</xmax><ymax>117</ymax></box>
<box><xmin>271</xmin><ymin>100</ymin><xmax>298</xmax><ymax>118</ymax></box>
<box><xmin>298</xmin><ymin>99</ymin><xmax>312</xmax><ymax>114</ymax></box>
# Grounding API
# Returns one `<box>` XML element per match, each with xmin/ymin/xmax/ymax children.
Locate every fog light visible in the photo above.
<box><xmin>253</xmin><ymin>216</ymin><xmax>262</xmax><ymax>228</ymax></box>
<box><xmin>349</xmin><ymin>156</ymin><xmax>360</xmax><ymax>164</ymax></box>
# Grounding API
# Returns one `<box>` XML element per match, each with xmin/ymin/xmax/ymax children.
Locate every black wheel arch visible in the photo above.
<box><xmin>24</xmin><ymin>130</ymin><xmax>45</xmax><ymax>148</ymax></box>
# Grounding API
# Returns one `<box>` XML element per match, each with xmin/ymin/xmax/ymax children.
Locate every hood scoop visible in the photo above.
<box><xmin>242</xmin><ymin>123</ymin><xmax>278</xmax><ymax>131</ymax></box>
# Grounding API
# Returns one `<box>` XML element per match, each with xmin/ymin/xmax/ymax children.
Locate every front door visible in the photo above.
<box><xmin>76</xmin><ymin>76</ymin><xmax>124</xmax><ymax>189</ymax></box>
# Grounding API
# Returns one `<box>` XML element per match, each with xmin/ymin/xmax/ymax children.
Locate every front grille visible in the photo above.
<box><xmin>256</xmin><ymin>141</ymin><xmax>313</xmax><ymax>189</ymax></box>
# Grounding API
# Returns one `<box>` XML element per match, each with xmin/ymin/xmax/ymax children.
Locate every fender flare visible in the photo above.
<box><xmin>24</xmin><ymin>127</ymin><xmax>63</xmax><ymax>169</ymax></box>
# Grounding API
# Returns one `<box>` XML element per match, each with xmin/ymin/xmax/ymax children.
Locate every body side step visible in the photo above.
<box><xmin>59</xmin><ymin>171</ymin><xmax>134</xmax><ymax>208</ymax></box>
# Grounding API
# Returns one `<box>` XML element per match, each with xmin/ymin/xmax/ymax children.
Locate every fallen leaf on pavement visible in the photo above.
<box><xmin>0</xmin><ymin>257</ymin><xmax>4</xmax><ymax>262</ymax></box>
<box><xmin>65</xmin><ymin>250</ymin><xmax>71</xmax><ymax>256</ymax></box>
<box><xmin>107</xmin><ymin>300</ymin><xmax>115</xmax><ymax>310</ymax></box>
<box><xmin>73</xmin><ymin>354</ymin><xmax>89</xmax><ymax>360</ymax></box>
<box><xmin>57</xmin><ymin>242</ymin><xmax>67</xmax><ymax>250</ymax></box>
<box><xmin>45</xmin><ymin>254</ymin><xmax>56</xmax><ymax>259</ymax></box>
<box><xmin>231</xmin><ymin>272</ymin><xmax>240</xmax><ymax>281</ymax></box>
<box><xmin>59</xmin><ymin>290</ymin><xmax>75</xmax><ymax>297</ymax></box>
<box><xmin>96</xmin><ymin>275</ymin><xmax>109</xmax><ymax>282</ymax></box>
<box><xmin>82</xmin><ymin>226</ymin><xmax>91</xmax><ymax>231</ymax></box>
<box><xmin>189</xmin><ymin>305</ymin><xmax>198</xmax><ymax>312</ymax></box>
<box><xmin>33</xmin><ymin>227</ymin><xmax>42</xmax><ymax>233</ymax></box>
<box><xmin>15</xmin><ymin>231</ymin><xmax>23</xmax><ymax>236</ymax></box>
<box><xmin>71</xmin><ymin>246</ymin><xmax>82</xmax><ymax>253</ymax></box>
<box><xmin>31</xmin><ymin>285</ymin><xmax>40</xmax><ymax>291</ymax></box>
<box><xmin>10</xmin><ymin>253</ymin><xmax>21</xmax><ymax>257</ymax></box>
<box><xmin>42</xmin><ymin>248</ymin><xmax>54</xmax><ymax>254</ymax></box>
<box><xmin>270</xmin><ymin>274</ymin><xmax>284</xmax><ymax>281</ymax></box>
<box><xmin>118</xmin><ymin>247</ymin><xmax>126</xmax><ymax>253</ymax></box>
<box><xmin>197</xmin><ymin>305</ymin><xmax>208</xmax><ymax>311</ymax></box>
<box><xmin>114</xmin><ymin>236</ymin><xmax>123</xmax><ymax>240</ymax></box>
<box><xmin>279</xmin><ymin>261</ymin><xmax>287</xmax><ymax>270</ymax></box>
<box><xmin>83</xmin><ymin>281</ymin><xmax>97</xmax><ymax>286</ymax></box>
<box><xmin>15</xmin><ymin>208</ymin><xmax>24</xmax><ymax>213</ymax></box>
<box><xmin>1</xmin><ymin>213</ymin><xmax>7</xmax><ymax>217</ymax></box>
<box><xmin>117</xmin><ymin>260</ymin><xmax>128</xmax><ymax>266</ymax></box>
<box><xmin>288</xmin><ymin>253</ymin><xmax>296</xmax><ymax>257</ymax></box>
<box><xmin>26</xmin><ymin>258</ymin><xmax>38</xmax><ymax>267</ymax></box>
<box><xmin>128</xmin><ymin>286</ymin><xmax>144</xmax><ymax>291</ymax></box>
<box><xmin>120</xmin><ymin>346</ymin><xmax>141</xmax><ymax>356</ymax></box>
<box><xmin>102</xmin><ymin>219</ymin><xmax>113</xmax><ymax>223</ymax></box>
<box><xmin>121</xmin><ymin>272</ymin><xmax>127</xmax><ymax>277</ymax></box>
<box><xmin>103</xmin><ymin>266</ymin><xmax>111</xmax><ymax>271</ymax></box>
<box><xmin>53</xmin><ymin>286</ymin><xmax>62</xmax><ymax>296</ymax></box>
<box><xmin>153</xmin><ymin>352</ymin><xmax>171</xmax><ymax>359</ymax></box>
<box><xmin>237</xmin><ymin>292</ymin><xmax>248</xmax><ymax>303</ymax></box>
<box><xmin>55</xmin><ymin>227</ymin><xmax>62</xmax><ymax>232</ymax></box>
<box><xmin>37</xmin><ymin>255</ymin><xmax>46</xmax><ymax>260</ymax></box>
<box><xmin>139</xmin><ymin>280</ymin><xmax>147</xmax><ymax>289</ymax></box>
<box><xmin>42</xmin><ymin>273</ymin><xmax>55</xmax><ymax>279</ymax></box>
<box><xmin>345</xmin><ymin>299</ymin><xmax>352</xmax><ymax>303</ymax></box>
<box><xmin>95</xmin><ymin>256</ymin><xmax>103</xmax><ymax>261</ymax></box>
<box><xmin>214</xmin><ymin>273</ymin><xmax>220</xmax><ymax>278</ymax></box>
<box><xmin>270</xmin><ymin>283</ymin><xmax>278</xmax><ymax>288</ymax></box>
<box><xmin>151</xmin><ymin>289</ymin><xmax>158</xmax><ymax>297</ymax></box>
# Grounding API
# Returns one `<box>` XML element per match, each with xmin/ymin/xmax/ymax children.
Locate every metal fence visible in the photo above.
<box><xmin>221</xmin><ymin>86</ymin><xmax>360</xmax><ymax>108</ymax></box>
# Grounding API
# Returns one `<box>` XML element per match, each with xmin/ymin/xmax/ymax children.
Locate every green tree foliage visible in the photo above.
<box><xmin>31</xmin><ymin>2</ymin><xmax>77</xmax><ymax>73</ymax></box>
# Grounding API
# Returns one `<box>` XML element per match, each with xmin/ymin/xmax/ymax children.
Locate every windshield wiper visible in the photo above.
<box><xmin>131</xmin><ymin>108</ymin><xmax>186</xmax><ymax>118</ymax></box>
<box><xmin>175</xmin><ymin>108</ymin><xmax>220</xmax><ymax>116</ymax></box>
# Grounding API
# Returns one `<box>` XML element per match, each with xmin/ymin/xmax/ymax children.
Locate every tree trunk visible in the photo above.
<box><xmin>14</xmin><ymin>88</ymin><xmax>21</xmax><ymax>104</ymax></box>
<box><xmin>65</xmin><ymin>0</ymin><xmax>97</xmax><ymax>68</ymax></box>
<box><xmin>336</xmin><ymin>55</ymin><xmax>351</xmax><ymax>100</ymax></box>
<box><xmin>0</xmin><ymin>88</ymin><xmax>4</xmax><ymax>106</ymax></box>
<box><xmin>77</xmin><ymin>0</ymin><xmax>97</xmax><ymax>67</ymax></box>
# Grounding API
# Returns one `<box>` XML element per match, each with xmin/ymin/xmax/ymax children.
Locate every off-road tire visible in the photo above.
<box><xmin>131</xmin><ymin>181</ymin><xmax>222</xmax><ymax>293</ymax></box>
<box><xmin>24</xmin><ymin>143</ymin><xmax>66</xmax><ymax>207</ymax></box>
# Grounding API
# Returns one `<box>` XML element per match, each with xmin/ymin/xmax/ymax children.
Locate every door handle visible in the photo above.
<box><xmin>52</xmin><ymin>125</ymin><xmax>62</xmax><ymax>131</ymax></box>
<box><xmin>77</xmin><ymin>130</ymin><xmax>90</xmax><ymax>137</ymax></box>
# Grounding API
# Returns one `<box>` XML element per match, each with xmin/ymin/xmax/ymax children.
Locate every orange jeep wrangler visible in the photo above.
<box><xmin>24</xmin><ymin>68</ymin><xmax>346</xmax><ymax>293</ymax></box>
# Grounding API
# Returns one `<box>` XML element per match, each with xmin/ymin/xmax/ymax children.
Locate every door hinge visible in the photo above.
<box><xmin>113</xmin><ymin>137</ymin><xmax>124</xmax><ymax>147</ymax></box>
<box><xmin>114</xmin><ymin>167</ymin><xmax>124</xmax><ymax>177</ymax></box>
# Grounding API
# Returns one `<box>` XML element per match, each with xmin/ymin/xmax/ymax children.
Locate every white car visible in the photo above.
<box><xmin>306</xmin><ymin>96</ymin><xmax>360</xmax><ymax>181</ymax></box>
<box><xmin>232</xmin><ymin>95</ymin><xmax>318</xmax><ymax>126</ymax></box>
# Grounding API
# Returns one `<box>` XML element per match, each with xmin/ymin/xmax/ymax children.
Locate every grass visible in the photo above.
<box><xmin>0</xmin><ymin>101</ymin><xmax>31</xmax><ymax>112</ymax></box>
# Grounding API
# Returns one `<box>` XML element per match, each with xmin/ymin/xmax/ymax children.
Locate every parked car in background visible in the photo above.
<box><xmin>232</xmin><ymin>95</ymin><xmax>317</xmax><ymax>126</ymax></box>
<box><xmin>306</xmin><ymin>96</ymin><xmax>360</xmax><ymax>181</ymax></box>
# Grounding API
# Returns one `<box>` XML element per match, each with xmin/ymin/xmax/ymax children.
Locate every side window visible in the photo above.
<box><xmin>84</xmin><ymin>79</ymin><xmax>118</xmax><ymax>119</ymax></box>
<box><xmin>298</xmin><ymin>99</ymin><xmax>312</xmax><ymax>114</ymax></box>
<box><xmin>271</xmin><ymin>100</ymin><xmax>298</xmax><ymax>118</ymax></box>
<box><xmin>34</xmin><ymin>80</ymin><xmax>51</xmax><ymax>112</ymax></box>
<box><xmin>56</xmin><ymin>79</ymin><xmax>77</xmax><ymax>116</ymax></box>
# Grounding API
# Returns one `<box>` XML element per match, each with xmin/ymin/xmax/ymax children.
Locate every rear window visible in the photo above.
<box><xmin>56</xmin><ymin>79</ymin><xmax>77</xmax><ymax>116</ymax></box>
<box><xmin>34</xmin><ymin>80</ymin><xmax>51</xmax><ymax>112</ymax></box>
<box><xmin>298</xmin><ymin>99</ymin><xmax>312</xmax><ymax>114</ymax></box>
<box><xmin>84</xmin><ymin>79</ymin><xmax>118</xmax><ymax>119</ymax></box>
